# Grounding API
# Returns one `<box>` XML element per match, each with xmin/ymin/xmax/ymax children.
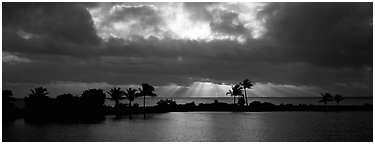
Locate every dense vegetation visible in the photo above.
<box><xmin>2</xmin><ymin>79</ymin><xmax>372</xmax><ymax>123</ymax></box>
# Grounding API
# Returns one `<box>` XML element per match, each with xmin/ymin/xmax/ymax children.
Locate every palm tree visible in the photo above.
<box><xmin>28</xmin><ymin>87</ymin><xmax>49</xmax><ymax>98</ymax></box>
<box><xmin>226</xmin><ymin>89</ymin><xmax>235</xmax><ymax>104</ymax></box>
<box><xmin>24</xmin><ymin>87</ymin><xmax>50</xmax><ymax>120</ymax></box>
<box><xmin>226</xmin><ymin>84</ymin><xmax>244</xmax><ymax>104</ymax></box>
<box><xmin>3</xmin><ymin>90</ymin><xmax>14</xmax><ymax>104</ymax></box>
<box><xmin>3</xmin><ymin>89</ymin><xmax>20</xmax><ymax>121</ymax></box>
<box><xmin>138</xmin><ymin>83</ymin><xmax>157</xmax><ymax>109</ymax></box>
<box><xmin>319</xmin><ymin>92</ymin><xmax>333</xmax><ymax>106</ymax></box>
<box><xmin>124</xmin><ymin>88</ymin><xmax>139</xmax><ymax>107</ymax></box>
<box><xmin>240</xmin><ymin>79</ymin><xmax>253</xmax><ymax>106</ymax></box>
<box><xmin>334</xmin><ymin>94</ymin><xmax>344</xmax><ymax>106</ymax></box>
<box><xmin>25</xmin><ymin>86</ymin><xmax>50</xmax><ymax>108</ymax></box>
<box><xmin>107</xmin><ymin>87</ymin><xmax>125</xmax><ymax>108</ymax></box>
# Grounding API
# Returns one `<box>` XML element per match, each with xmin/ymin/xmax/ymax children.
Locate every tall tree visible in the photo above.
<box><xmin>124</xmin><ymin>88</ymin><xmax>139</xmax><ymax>107</ymax></box>
<box><xmin>25</xmin><ymin>86</ymin><xmax>50</xmax><ymax>107</ymax></box>
<box><xmin>3</xmin><ymin>90</ymin><xmax>14</xmax><ymax>104</ymax></box>
<box><xmin>80</xmin><ymin>89</ymin><xmax>106</xmax><ymax>108</ymax></box>
<box><xmin>3</xmin><ymin>89</ymin><xmax>21</xmax><ymax>121</ymax></box>
<box><xmin>319</xmin><ymin>92</ymin><xmax>333</xmax><ymax>106</ymax></box>
<box><xmin>138</xmin><ymin>83</ymin><xmax>157</xmax><ymax>109</ymax></box>
<box><xmin>24</xmin><ymin>87</ymin><xmax>51</xmax><ymax>121</ymax></box>
<box><xmin>124</xmin><ymin>88</ymin><xmax>139</xmax><ymax>119</ymax></box>
<box><xmin>80</xmin><ymin>89</ymin><xmax>107</xmax><ymax>119</ymax></box>
<box><xmin>240</xmin><ymin>79</ymin><xmax>253</xmax><ymax>106</ymax></box>
<box><xmin>28</xmin><ymin>87</ymin><xmax>49</xmax><ymax>98</ymax></box>
<box><xmin>334</xmin><ymin>94</ymin><xmax>344</xmax><ymax>106</ymax></box>
<box><xmin>226</xmin><ymin>84</ymin><xmax>244</xmax><ymax>104</ymax></box>
<box><xmin>107</xmin><ymin>87</ymin><xmax>126</xmax><ymax>108</ymax></box>
<box><xmin>56</xmin><ymin>93</ymin><xmax>80</xmax><ymax>119</ymax></box>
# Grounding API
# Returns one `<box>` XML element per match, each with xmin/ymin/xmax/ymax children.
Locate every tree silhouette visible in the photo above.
<box><xmin>124</xmin><ymin>88</ymin><xmax>139</xmax><ymax>118</ymax></box>
<box><xmin>56</xmin><ymin>93</ymin><xmax>79</xmax><ymax>106</ymax></box>
<box><xmin>156</xmin><ymin>99</ymin><xmax>177</xmax><ymax>107</ymax></box>
<box><xmin>3</xmin><ymin>89</ymin><xmax>21</xmax><ymax>121</ymax></box>
<box><xmin>28</xmin><ymin>86</ymin><xmax>49</xmax><ymax>99</ymax></box>
<box><xmin>107</xmin><ymin>87</ymin><xmax>126</xmax><ymax>108</ymax></box>
<box><xmin>56</xmin><ymin>93</ymin><xmax>78</xmax><ymax>105</ymax></box>
<box><xmin>124</xmin><ymin>88</ymin><xmax>139</xmax><ymax>107</ymax></box>
<box><xmin>319</xmin><ymin>92</ymin><xmax>333</xmax><ymax>106</ymax></box>
<box><xmin>240</xmin><ymin>79</ymin><xmax>253</xmax><ymax>106</ymax></box>
<box><xmin>56</xmin><ymin>93</ymin><xmax>80</xmax><ymax>120</ymax></box>
<box><xmin>80</xmin><ymin>89</ymin><xmax>106</xmax><ymax>119</ymax></box>
<box><xmin>334</xmin><ymin>94</ymin><xmax>344</xmax><ymax>106</ymax></box>
<box><xmin>139</xmin><ymin>83</ymin><xmax>157</xmax><ymax>109</ymax></box>
<box><xmin>81</xmin><ymin>89</ymin><xmax>106</xmax><ymax>107</ymax></box>
<box><xmin>3</xmin><ymin>90</ymin><xmax>14</xmax><ymax>104</ymax></box>
<box><xmin>226</xmin><ymin>84</ymin><xmax>244</xmax><ymax>104</ymax></box>
<box><xmin>24</xmin><ymin>87</ymin><xmax>51</xmax><ymax>122</ymax></box>
<box><xmin>238</xmin><ymin>97</ymin><xmax>245</xmax><ymax>106</ymax></box>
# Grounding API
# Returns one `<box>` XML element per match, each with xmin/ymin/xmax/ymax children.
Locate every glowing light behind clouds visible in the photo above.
<box><xmin>88</xmin><ymin>2</ymin><xmax>268</xmax><ymax>43</ymax></box>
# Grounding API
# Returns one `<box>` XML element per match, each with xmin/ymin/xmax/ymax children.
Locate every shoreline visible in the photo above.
<box><xmin>4</xmin><ymin>101</ymin><xmax>372</xmax><ymax>124</ymax></box>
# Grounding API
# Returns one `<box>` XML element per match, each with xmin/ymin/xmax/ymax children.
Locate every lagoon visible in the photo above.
<box><xmin>3</xmin><ymin>111</ymin><xmax>372</xmax><ymax>142</ymax></box>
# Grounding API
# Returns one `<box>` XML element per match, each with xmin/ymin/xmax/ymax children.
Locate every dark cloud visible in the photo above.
<box><xmin>3</xmin><ymin>28</ymin><xmax>99</xmax><ymax>58</ymax></box>
<box><xmin>209</xmin><ymin>9</ymin><xmax>248</xmax><ymax>35</ymax></box>
<box><xmin>259</xmin><ymin>2</ymin><xmax>373</xmax><ymax>68</ymax></box>
<box><xmin>3</xmin><ymin>3</ymin><xmax>100</xmax><ymax>45</ymax></box>
<box><xmin>3</xmin><ymin>2</ymin><xmax>101</xmax><ymax>58</ymax></box>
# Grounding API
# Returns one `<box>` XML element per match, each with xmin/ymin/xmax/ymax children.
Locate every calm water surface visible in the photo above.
<box><xmin>3</xmin><ymin>111</ymin><xmax>372</xmax><ymax>142</ymax></box>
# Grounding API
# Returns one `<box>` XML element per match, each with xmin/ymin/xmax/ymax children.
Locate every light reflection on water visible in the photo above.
<box><xmin>3</xmin><ymin>111</ymin><xmax>372</xmax><ymax>142</ymax></box>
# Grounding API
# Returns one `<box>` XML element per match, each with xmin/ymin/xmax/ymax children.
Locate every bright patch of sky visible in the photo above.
<box><xmin>88</xmin><ymin>2</ymin><xmax>268</xmax><ymax>43</ymax></box>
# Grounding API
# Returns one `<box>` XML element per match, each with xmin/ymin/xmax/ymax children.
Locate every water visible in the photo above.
<box><xmin>3</xmin><ymin>111</ymin><xmax>372</xmax><ymax>142</ymax></box>
<box><xmin>13</xmin><ymin>97</ymin><xmax>373</xmax><ymax>108</ymax></box>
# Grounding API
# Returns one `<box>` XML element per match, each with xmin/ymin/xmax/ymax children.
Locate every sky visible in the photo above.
<box><xmin>2</xmin><ymin>2</ymin><xmax>373</xmax><ymax>98</ymax></box>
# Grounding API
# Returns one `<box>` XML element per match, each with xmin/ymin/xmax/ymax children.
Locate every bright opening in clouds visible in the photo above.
<box><xmin>88</xmin><ymin>2</ymin><xmax>267</xmax><ymax>43</ymax></box>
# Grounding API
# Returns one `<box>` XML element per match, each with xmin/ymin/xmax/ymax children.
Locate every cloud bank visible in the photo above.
<box><xmin>2</xmin><ymin>2</ymin><xmax>372</xmax><ymax>98</ymax></box>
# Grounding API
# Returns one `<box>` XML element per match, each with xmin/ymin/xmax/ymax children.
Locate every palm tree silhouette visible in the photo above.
<box><xmin>3</xmin><ymin>89</ymin><xmax>20</xmax><ymax>122</ymax></box>
<box><xmin>3</xmin><ymin>90</ymin><xmax>14</xmax><ymax>103</ymax></box>
<box><xmin>107</xmin><ymin>87</ymin><xmax>126</xmax><ymax>108</ymax></box>
<box><xmin>24</xmin><ymin>87</ymin><xmax>51</xmax><ymax>121</ymax></box>
<box><xmin>25</xmin><ymin>86</ymin><xmax>50</xmax><ymax>108</ymax></box>
<box><xmin>319</xmin><ymin>92</ymin><xmax>333</xmax><ymax>106</ymax></box>
<box><xmin>333</xmin><ymin>94</ymin><xmax>344</xmax><ymax>106</ymax></box>
<box><xmin>28</xmin><ymin>87</ymin><xmax>49</xmax><ymax>98</ymax></box>
<box><xmin>124</xmin><ymin>88</ymin><xmax>139</xmax><ymax>118</ymax></box>
<box><xmin>124</xmin><ymin>88</ymin><xmax>139</xmax><ymax>108</ymax></box>
<box><xmin>138</xmin><ymin>83</ymin><xmax>157</xmax><ymax>109</ymax></box>
<box><xmin>226</xmin><ymin>90</ymin><xmax>236</xmax><ymax>104</ymax></box>
<box><xmin>226</xmin><ymin>84</ymin><xmax>244</xmax><ymax>104</ymax></box>
<box><xmin>240</xmin><ymin>79</ymin><xmax>253</xmax><ymax>106</ymax></box>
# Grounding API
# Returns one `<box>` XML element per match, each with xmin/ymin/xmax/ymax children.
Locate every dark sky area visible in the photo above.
<box><xmin>2</xmin><ymin>2</ymin><xmax>373</xmax><ymax>98</ymax></box>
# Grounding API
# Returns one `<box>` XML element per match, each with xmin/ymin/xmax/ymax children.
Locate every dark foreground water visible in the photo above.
<box><xmin>3</xmin><ymin>111</ymin><xmax>372</xmax><ymax>142</ymax></box>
